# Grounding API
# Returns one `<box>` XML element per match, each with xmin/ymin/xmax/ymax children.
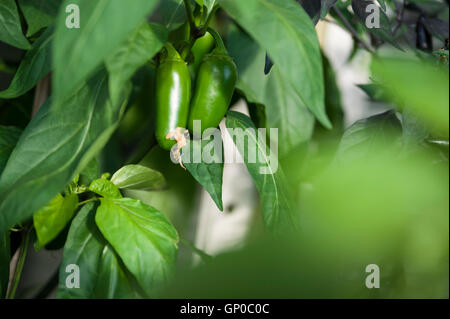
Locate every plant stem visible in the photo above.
<box><xmin>183</xmin><ymin>0</ymin><xmax>196</xmax><ymax>32</ymax></box>
<box><xmin>200</xmin><ymin>5</ymin><xmax>219</xmax><ymax>34</ymax></box>
<box><xmin>78</xmin><ymin>197</ymin><xmax>98</xmax><ymax>207</ymax></box>
<box><xmin>180</xmin><ymin>237</ymin><xmax>213</xmax><ymax>263</ymax></box>
<box><xmin>207</xmin><ymin>27</ymin><xmax>227</xmax><ymax>53</ymax></box>
<box><xmin>332</xmin><ymin>6</ymin><xmax>375</xmax><ymax>54</ymax></box>
<box><xmin>6</xmin><ymin>227</ymin><xmax>32</xmax><ymax>299</ymax></box>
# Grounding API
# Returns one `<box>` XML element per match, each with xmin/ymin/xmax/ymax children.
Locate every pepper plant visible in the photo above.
<box><xmin>0</xmin><ymin>0</ymin><xmax>448</xmax><ymax>299</ymax></box>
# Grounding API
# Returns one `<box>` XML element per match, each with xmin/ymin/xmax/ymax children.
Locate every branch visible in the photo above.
<box><xmin>332</xmin><ymin>6</ymin><xmax>375</xmax><ymax>54</ymax></box>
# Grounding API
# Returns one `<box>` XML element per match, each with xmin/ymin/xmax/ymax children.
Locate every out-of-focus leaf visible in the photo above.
<box><xmin>371</xmin><ymin>56</ymin><xmax>449</xmax><ymax>137</ymax></box>
<box><xmin>0</xmin><ymin>69</ymin><xmax>131</xmax><ymax>235</ymax></box>
<box><xmin>33</xmin><ymin>193</ymin><xmax>78</xmax><ymax>249</ymax></box>
<box><xmin>0</xmin><ymin>126</ymin><xmax>22</xmax><ymax>174</ymax></box>
<box><xmin>182</xmin><ymin>138</ymin><xmax>224</xmax><ymax>211</ymax></box>
<box><xmin>89</xmin><ymin>179</ymin><xmax>122</xmax><ymax>199</ymax></box>
<box><xmin>336</xmin><ymin>111</ymin><xmax>402</xmax><ymax>161</ymax></box>
<box><xmin>111</xmin><ymin>164</ymin><xmax>166</xmax><ymax>191</ymax></box>
<box><xmin>106</xmin><ymin>22</ymin><xmax>167</xmax><ymax>105</ymax></box>
<box><xmin>225</xmin><ymin>111</ymin><xmax>299</xmax><ymax>235</ymax></box>
<box><xmin>95</xmin><ymin>197</ymin><xmax>179</xmax><ymax>297</ymax></box>
<box><xmin>0</xmin><ymin>26</ymin><xmax>53</xmax><ymax>99</ymax></box>
<box><xmin>0</xmin><ymin>0</ymin><xmax>31</xmax><ymax>50</ymax></box>
<box><xmin>321</xmin><ymin>0</ymin><xmax>338</xmax><ymax>19</ymax></box>
<box><xmin>53</xmin><ymin>0</ymin><xmax>158</xmax><ymax>103</ymax></box>
<box><xmin>57</xmin><ymin>202</ymin><xmax>142</xmax><ymax>298</ymax></box>
<box><xmin>220</xmin><ymin>0</ymin><xmax>331</xmax><ymax>128</ymax></box>
<box><xmin>18</xmin><ymin>0</ymin><xmax>62</xmax><ymax>36</ymax></box>
<box><xmin>79</xmin><ymin>158</ymin><xmax>99</xmax><ymax>186</ymax></box>
<box><xmin>160</xmin><ymin>0</ymin><xmax>186</xmax><ymax>31</ymax></box>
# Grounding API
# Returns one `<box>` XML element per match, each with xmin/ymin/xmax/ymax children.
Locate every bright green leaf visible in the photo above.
<box><xmin>33</xmin><ymin>193</ymin><xmax>78</xmax><ymax>249</ymax></box>
<box><xmin>111</xmin><ymin>164</ymin><xmax>166</xmax><ymax>191</ymax></box>
<box><xmin>0</xmin><ymin>0</ymin><xmax>31</xmax><ymax>50</ymax></box>
<box><xmin>57</xmin><ymin>202</ymin><xmax>142</xmax><ymax>298</ymax></box>
<box><xmin>89</xmin><ymin>179</ymin><xmax>122</xmax><ymax>199</ymax></box>
<box><xmin>95</xmin><ymin>197</ymin><xmax>179</xmax><ymax>297</ymax></box>
<box><xmin>18</xmin><ymin>0</ymin><xmax>62</xmax><ymax>36</ymax></box>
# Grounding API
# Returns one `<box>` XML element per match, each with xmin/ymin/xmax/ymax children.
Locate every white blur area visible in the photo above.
<box><xmin>193</xmin><ymin>19</ymin><xmax>387</xmax><ymax>259</ymax></box>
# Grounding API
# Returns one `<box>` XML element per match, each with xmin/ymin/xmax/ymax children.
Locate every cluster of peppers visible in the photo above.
<box><xmin>154</xmin><ymin>27</ymin><xmax>238</xmax><ymax>151</ymax></box>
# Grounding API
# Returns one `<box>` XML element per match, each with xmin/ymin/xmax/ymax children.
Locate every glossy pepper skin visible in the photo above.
<box><xmin>191</xmin><ymin>32</ymin><xmax>215</xmax><ymax>73</ymax></box>
<box><xmin>155</xmin><ymin>44</ymin><xmax>191</xmax><ymax>150</ymax></box>
<box><xmin>188</xmin><ymin>47</ymin><xmax>237</xmax><ymax>134</ymax></box>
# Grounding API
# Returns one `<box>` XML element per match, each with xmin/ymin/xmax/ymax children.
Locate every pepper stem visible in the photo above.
<box><xmin>163</xmin><ymin>43</ymin><xmax>182</xmax><ymax>62</ymax></box>
<box><xmin>207</xmin><ymin>27</ymin><xmax>227</xmax><ymax>54</ymax></box>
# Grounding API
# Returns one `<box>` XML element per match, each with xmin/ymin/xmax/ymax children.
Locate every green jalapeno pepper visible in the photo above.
<box><xmin>155</xmin><ymin>43</ymin><xmax>191</xmax><ymax>150</ymax></box>
<box><xmin>188</xmin><ymin>28</ymin><xmax>237</xmax><ymax>135</ymax></box>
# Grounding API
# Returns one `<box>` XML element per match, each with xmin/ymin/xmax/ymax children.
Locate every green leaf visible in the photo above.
<box><xmin>336</xmin><ymin>111</ymin><xmax>402</xmax><ymax>161</ymax></box>
<box><xmin>321</xmin><ymin>0</ymin><xmax>337</xmax><ymax>19</ymax></box>
<box><xmin>227</xmin><ymin>27</ymin><xmax>315</xmax><ymax>157</ymax></box>
<box><xmin>182</xmin><ymin>138</ymin><xmax>224</xmax><ymax>211</ymax></box>
<box><xmin>111</xmin><ymin>164</ymin><xmax>166</xmax><ymax>191</ymax></box>
<box><xmin>33</xmin><ymin>193</ymin><xmax>78</xmax><ymax>249</ymax></box>
<box><xmin>0</xmin><ymin>69</ymin><xmax>131</xmax><ymax>235</ymax></box>
<box><xmin>160</xmin><ymin>0</ymin><xmax>186</xmax><ymax>31</ymax></box>
<box><xmin>57</xmin><ymin>202</ymin><xmax>142</xmax><ymax>298</ymax></box>
<box><xmin>95</xmin><ymin>197</ymin><xmax>179</xmax><ymax>296</ymax></box>
<box><xmin>0</xmin><ymin>231</ymin><xmax>9</xmax><ymax>298</ymax></box>
<box><xmin>203</xmin><ymin>0</ymin><xmax>218</xmax><ymax>15</ymax></box>
<box><xmin>225</xmin><ymin>111</ymin><xmax>299</xmax><ymax>235</ymax></box>
<box><xmin>220</xmin><ymin>0</ymin><xmax>330</xmax><ymax>128</ymax></box>
<box><xmin>376</xmin><ymin>0</ymin><xmax>386</xmax><ymax>11</ymax></box>
<box><xmin>0</xmin><ymin>26</ymin><xmax>53</xmax><ymax>99</ymax></box>
<box><xmin>0</xmin><ymin>126</ymin><xmax>22</xmax><ymax>174</ymax></box>
<box><xmin>371</xmin><ymin>56</ymin><xmax>449</xmax><ymax>137</ymax></box>
<box><xmin>0</xmin><ymin>0</ymin><xmax>31</xmax><ymax>50</ymax></box>
<box><xmin>79</xmin><ymin>158</ymin><xmax>99</xmax><ymax>186</ymax></box>
<box><xmin>106</xmin><ymin>22</ymin><xmax>167</xmax><ymax>105</ymax></box>
<box><xmin>18</xmin><ymin>0</ymin><xmax>62</xmax><ymax>36</ymax></box>
<box><xmin>53</xmin><ymin>0</ymin><xmax>159</xmax><ymax>103</ymax></box>
<box><xmin>89</xmin><ymin>179</ymin><xmax>122</xmax><ymax>199</ymax></box>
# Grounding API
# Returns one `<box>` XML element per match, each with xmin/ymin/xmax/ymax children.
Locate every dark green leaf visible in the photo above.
<box><xmin>79</xmin><ymin>158</ymin><xmax>99</xmax><ymax>186</ymax></box>
<box><xmin>0</xmin><ymin>231</ymin><xmax>9</xmax><ymax>298</ymax></box>
<box><xmin>160</xmin><ymin>0</ymin><xmax>186</xmax><ymax>31</ymax></box>
<box><xmin>0</xmin><ymin>126</ymin><xmax>22</xmax><ymax>174</ymax></box>
<box><xmin>227</xmin><ymin>27</ymin><xmax>315</xmax><ymax>157</ymax></box>
<box><xmin>352</xmin><ymin>0</ymin><xmax>401</xmax><ymax>50</ymax></box>
<box><xmin>95</xmin><ymin>197</ymin><xmax>179</xmax><ymax>296</ymax></box>
<box><xmin>321</xmin><ymin>0</ymin><xmax>337</xmax><ymax>19</ymax></box>
<box><xmin>57</xmin><ymin>202</ymin><xmax>141</xmax><ymax>298</ymax></box>
<box><xmin>0</xmin><ymin>69</ymin><xmax>131</xmax><ymax>235</ymax></box>
<box><xmin>53</xmin><ymin>0</ymin><xmax>159</xmax><ymax>103</ymax></box>
<box><xmin>106</xmin><ymin>22</ymin><xmax>167</xmax><ymax>105</ymax></box>
<box><xmin>0</xmin><ymin>0</ymin><xmax>31</xmax><ymax>49</ymax></box>
<box><xmin>182</xmin><ymin>138</ymin><xmax>224</xmax><ymax>211</ymax></box>
<box><xmin>33</xmin><ymin>193</ymin><xmax>78</xmax><ymax>249</ymax></box>
<box><xmin>220</xmin><ymin>0</ymin><xmax>331</xmax><ymax>128</ymax></box>
<box><xmin>111</xmin><ymin>164</ymin><xmax>166</xmax><ymax>191</ymax></box>
<box><xmin>18</xmin><ymin>0</ymin><xmax>62</xmax><ymax>36</ymax></box>
<box><xmin>89</xmin><ymin>179</ymin><xmax>122</xmax><ymax>199</ymax></box>
<box><xmin>0</xmin><ymin>26</ymin><xmax>53</xmax><ymax>99</ymax></box>
<box><xmin>225</xmin><ymin>111</ymin><xmax>299</xmax><ymax>235</ymax></box>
